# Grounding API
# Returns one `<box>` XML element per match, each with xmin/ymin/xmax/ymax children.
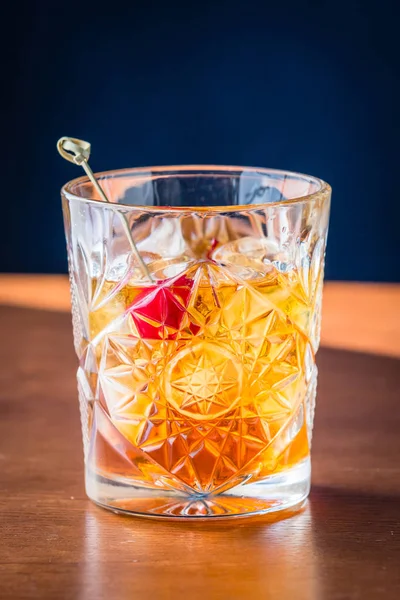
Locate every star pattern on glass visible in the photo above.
<box><xmin>164</xmin><ymin>342</ymin><xmax>242</xmax><ymax>420</ymax></box>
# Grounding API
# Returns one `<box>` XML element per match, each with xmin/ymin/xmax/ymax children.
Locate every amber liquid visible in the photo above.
<box><xmin>85</xmin><ymin>261</ymin><xmax>315</xmax><ymax>495</ymax></box>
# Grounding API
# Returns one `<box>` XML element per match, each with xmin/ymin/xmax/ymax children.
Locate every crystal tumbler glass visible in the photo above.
<box><xmin>61</xmin><ymin>166</ymin><xmax>331</xmax><ymax>519</ymax></box>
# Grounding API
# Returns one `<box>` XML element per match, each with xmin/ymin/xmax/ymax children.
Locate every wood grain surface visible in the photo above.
<box><xmin>0</xmin><ymin>291</ymin><xmax>400</xmax><ymax>599</ymax></box>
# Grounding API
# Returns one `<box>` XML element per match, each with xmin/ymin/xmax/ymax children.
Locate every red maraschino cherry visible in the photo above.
<box><xmin>128</xmin><ymin>274</ymin><xmax>199</xmax><ymax>339</ymax></box>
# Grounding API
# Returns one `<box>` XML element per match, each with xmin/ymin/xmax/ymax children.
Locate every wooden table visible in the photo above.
<box><xmin>1</xmin><ymin>277</ymin><xmax>399</xmax><ymax>600</ymax></box>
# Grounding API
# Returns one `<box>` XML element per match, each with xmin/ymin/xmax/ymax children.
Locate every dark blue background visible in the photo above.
<box><xmin>4</xmin><ymin>0</ymin><xmax>400</xmax><ymax>281</ymax></box>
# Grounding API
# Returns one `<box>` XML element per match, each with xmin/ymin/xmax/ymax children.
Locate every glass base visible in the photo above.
<box><xmin>86</xmin><ymin>458</ymin><xmax>311</xmax><ymax>520</ymax></box>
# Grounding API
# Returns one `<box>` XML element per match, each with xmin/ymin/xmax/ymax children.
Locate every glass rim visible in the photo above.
<box><xmin>61</xmin><ymin>164</ymin><xmax>331</xmax><ymax>213</ymax></box>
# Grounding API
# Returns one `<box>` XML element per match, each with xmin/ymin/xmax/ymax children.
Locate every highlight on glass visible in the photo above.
<box><xmin>61</xmin><ymin>165</ymin><xmax>331</xmax><ymax>518</ymax></box>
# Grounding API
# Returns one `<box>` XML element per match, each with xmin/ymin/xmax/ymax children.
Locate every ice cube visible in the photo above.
<box><xmin>212</xmin><ymin>236</ymin><xmax>280</xmax><ymax>278</ymax></box>
<box><xmin>146</xmin><ymin>256</ymin><xmax>196</xmax><ymax>280</ymax></box>
<box><xmin>137</xmin><ymin>218</ymin><xmax>187</xmax><ymax>258</ymax></box>
<box><xmin>129</xmin><ymin>218</ymin><xmax>195</xmax><ymax>281</ymax></box>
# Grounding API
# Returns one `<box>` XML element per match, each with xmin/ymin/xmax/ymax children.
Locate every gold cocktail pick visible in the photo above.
<box><xmin>57</xmin><ymin>136</ymin><xmax>153</xmax><ymax>281</ymax></box>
